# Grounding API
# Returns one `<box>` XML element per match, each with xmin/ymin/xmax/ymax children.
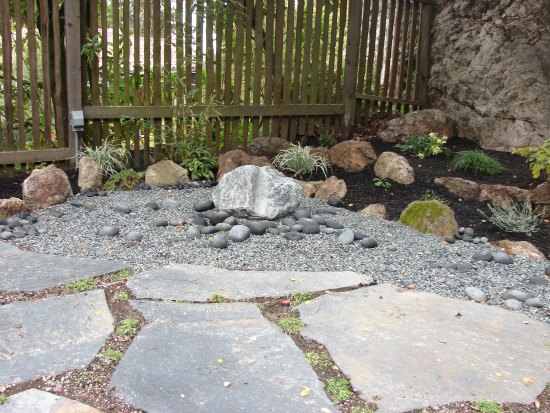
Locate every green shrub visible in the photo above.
<box><xmin>277</xmin><ymin>317</ymin><xmax>305</xmax><ymax>334</ymax></box>
<box><xmin>325</xmin><ymin>378</ymin><xmax>353</xmax><ymax>401</ymax></box>
<box><xmin>479</xmin><ymin>199</ymin><xmax>545</xmax><ymax>236</ymax></box>
<box><xmin>513</xmin><ymin>139</ymin><xmax>550</xmax><ymax>179</ymax></box>
<box><xmin>318</xmin><ymin>132</ymin><xmax>337</xmax><ymax>148</ymax></box>
<box><xmin>272</xmin><ymin>143</ymin><xmax>329</xmax><ymax>178</ymax></box>
<box><xmin>395</xmin><ymin>132</ymin><xmax>450</xmax><ymax>159</ymax></box>
<box><xmin>103</xmin><ymin>169</ymin><xmax>144</xmax><ymax>191</ymax></box>
<box><xmin>78</xmin><ymin>139</ymin><xmax>128</xmax><ymax>178</ymax></box>
<box><xmin>451</xmin><ymin>150</ymin><xmax>507</xmax><ymax>175</ymax></box>
<box><xmin>167</xmin><ymin>139</ymin><xmax>218</xmax><ymax>180</ymax></box>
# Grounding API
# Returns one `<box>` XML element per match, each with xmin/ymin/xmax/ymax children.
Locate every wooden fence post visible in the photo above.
<box><xmin>414</xmin><ymin>1</ymin><xmax>433</xmax><ymax>108</ymax></box>
<box><xmin>65</xmin><ymin>0</ymin><xmax>82</xmax><ymax>168</ymax></box>
<box><xmin>342</xmin><ymin>0</ymin><xmax>363</xmax><ymax>138</ymax></box>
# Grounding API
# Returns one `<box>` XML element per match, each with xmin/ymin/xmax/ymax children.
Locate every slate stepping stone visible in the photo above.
<box><xmin>194</xmin><ymin>200</ymin><xmax>215</xmax><ymax>212</ymax></box>
<box><xmin>0</xmin><ymin>389</ymin><xmax>102</xmax><ymax>413</ymax></box>
<box><xmin>465</xmin><ymin>286</ymin><xmax>487</xmax><ymax>303</ymax></box>
<box><xmin>0</xmin><ymin>291</ymin><xmax>113</xmax><ymax>387</ymax></box>
<box><xmin>110</xmin><ymin>302</ymin><xmax>336</xmax><ymax>413</ymax></box>
<box><xmin>128</xmin><ymin>264</ymin><xmax>373</xmax><ymax>301</ymax></box>
<box><xmin>228</xmin><ymin>225</ymin><xmax>251</xmax><ymax>242</ymax></box>
<box><xmin>298</xmin><ymin>284</ymin><xmax>550</xmax><ymax>413</ymax></box>
<box><xmin>99</xmin><ymin>226</ymin><xmax>120</xmax><ymax>237</ymax></box>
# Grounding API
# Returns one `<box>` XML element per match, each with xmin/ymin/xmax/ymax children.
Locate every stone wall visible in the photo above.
<box><xmin>428</xmin><ymin>0</ymin><xmax>550</xmax><ymax>151</ymax></box>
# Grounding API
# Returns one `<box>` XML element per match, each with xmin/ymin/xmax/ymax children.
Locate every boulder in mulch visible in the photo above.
<box><xmin>246</xmin><ymin>136</ymin><xmax>291</xmax><ymax>158</ymax></box>
<box><xmin>145</xmin><ymin>160</ymin><xmax>189</xmax><ymax>187</ymax></box>
<box><xmin>0</xmin><ymin>197</ymin><xmax>28</xmax><ymax>219</ymax></box>
<box><xmin>478</xmin><ymin>184</ymin><xmax>530</xmax><ymax>206</ymax></box>
<box><xmin>377</xmin><ymin>109</ymin><xmax>455</xmax><ymax>143</ymax></box>
<box><xmin>77</xmin><ymin>156</ymin><xmax>103</xmax><ymax>193</ymax></box>
<box><xmin>530</xmin><ymin>180</ymin><xmax>549</xmax><ymax>217</ymax></box>
<box><xmin>492</xmin><ymin>240</ymin><xmax>546</xmax><ymax>260</ymax></box>
<box><xmin>212</xmin><ymin>165</ymin><xmax>302</xmax><ymax>220</ymax></box>
<box><xmin>374</xmin><ymin>152</ymin><xmax>415</xmax><ymax>185</ymax></box>
<box><xmin>300</xmin><ymin>180</ymin><xmax>323</xmax><ymax>198</ymax></box>
<box><xmin>310</xmin><ymin>146</ymin><xmax>330</xmax><ymax>160</ymax></box>
<box><xmin>22</xmin><ymin>165</ymin><xmax>73</xmax><ymax>210</ymax></box>
<box><xmin>433</xmin><ymin>177</ymin><xmax>480</xmax><ymax>201</ymax></box>
<box><xmin>217</xmin><ymin>150</ymin><xmax>272</xmax><ymax>180</ymax></box>
<box><xmin>314</xmin><ymin>176</ymin><xmax>347</xmax><ymax>201</ymax></box>
<box><xmin>398</xmin><ymin>200</ymin><xmax>458</xmax><ymax>237</ymax></box>
<box><xmin>358</xmin><ymin>203</ymin><xmax>388</xmax><ymax>219</ymax></box>
<box><xmin>328</xmin><ymin>140</ymin><xmax>377</xmax><ymax>172</ymax></box>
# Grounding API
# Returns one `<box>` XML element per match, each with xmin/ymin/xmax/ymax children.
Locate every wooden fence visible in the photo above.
<box><xmin>0</xmin><ymin>0</ymin><xmax>432</xmax><ymax>173</ymax></box>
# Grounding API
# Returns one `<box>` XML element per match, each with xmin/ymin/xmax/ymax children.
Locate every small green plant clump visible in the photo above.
<box><xmin>513</xmin><ymin>139</ymin><xmax>550</xmax><ymax>179</ymax></box>
<box><xmin>290</xmin><ymin>291</ymin><xmax>313</xmax><ymax>306</ymax></box>
<box><xmin>116</xmin><ymin>318</ymin><xmax>140</xmax><ymax>335</ymax></box>
<box><xmin>111</xmin><ymin>268</ymin><xmax>133</xmax><ymax>281</ymax></box>
<box><xmin>0</xmin><ymin>393</ymin><xmax>6</xmax><ymax>405</ymax></box>
<box><xmin>318</xmin><ymin>132</ymin><xmax>337</xmax><ymax>148</ymax></box>
<box><xmin>67</xmin><ymin>278</ymin><xmax>96</xmax><ymax>293</ymax></box>
<box><xmin>100</xmin><ymin>348</ymin><xmax>124</xmax><ymax>362</ymax></box>
<box><xmin>272</xmin><ymin>143</ymin><xmax>330</xmax><ymax>179</ymax></box>
<box><xmin>420</xmin><ymin>189</ymin><xmax>448</xmax><ymax>204</ymax></box>
<box><xmin>103</xmin><ymin>169</ymin><xmax>145</xmax><ymax>191</ymax></box>
<box><xmin>277</xmin><ymin>317</ymin><xmax>305</xmax><ymax>334</ymax></box>
<box><xmin>116</xmin><ymin>291</ymin><xmax>130</xmax><ymax>301</ymax></box>
<box><xmin>479</xmin><ymin>199</ymin><xmax>545</xmax><ymax>236</ymax></box>
<box><xmin>350</xmin><ymin>407</ymin><xmax>374</xmax><ymax>413</ymax></box>
<box><xmin>209</xmin><ymin>293</ymin><xmax>229</xmax><ymax>303</ymax></box>
<box><xmin>305</xmin><ymin>351</ymin><xmax>332</xmax><ymax>368</ymax></box>
<box><xmin>472</xmin><ymin>400</ymin><xmax>503</xmax><ymax>413</ymax></box>
<box><xmin>451</xmin><ymin>150</ymin><xmax>507</xmax><ymax>176</ymax></box>
<box><xmin>395</xmin><ymin>132</ymin><xmax>450</xmax><ymax>159</ymax></box>
<box><xmin>325</xmin><ymin>377</ymin><xmax>353</xmax><ymax>402</ymax></box>
<box><xmin>78</xmin><ymin>139</ymin><xmax>128</xmax><ymax>178</ymax></box>
<box><xmin>373</xmin><ymin>177</ymin><xmax>391</xmax><ymax>191</ymax></box>
<box><xmin>170</xmin><ymin>139</ymin><xmax>218</xmax><ymax>181</ymax></box>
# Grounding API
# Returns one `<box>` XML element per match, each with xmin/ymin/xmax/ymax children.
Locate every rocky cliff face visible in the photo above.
<box><xmin>429</xmin><ymin>0</ymin><xmax>550</xmax><ymax>151</ymax></box>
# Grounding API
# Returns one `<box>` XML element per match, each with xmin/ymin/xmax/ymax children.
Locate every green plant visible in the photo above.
<box><xmin>373</xmin><ymin>177</ymin><xmax>391</xmax><ymax>191</ymax></box>
<box><xmin>325</xmin><ymin>378</ymin><xmax>353</xmax><ymax>402</ymax></box>
<box><xmin>67</xmin><ymin>278</ymin><xmax>96</xmax><ymax>293</ymax></box>
<box><xmin>318</xmin><ymin>132</ymin><xmax>337</xmax><ymax>148</ymax></box>
<box><xmin>272</xmin><ymin>143</ymin><xmax>330</xmax><ymax>179</ymax></box>
<box><xmin>116</xmin><ymin>318</ymin><xmax>139</xmax><ymax>335</ymax></box>
<box><xmin>451</xmin><ymin>150</ymin><xmax>507</xmax><ymax>176</ymax></box>
<box><xmin>102</xmin><ymin>169</ymin><xmax>144</xmax><ymax>191</ymax></box>
<box><xmin>395</xmin><ymin>132</ymin><xmax>450</xmax><ymax>159</ymax></box>
<box><xmin>116</xmin><ymin>291</ymin><xmax>130</xmax><ymax>300</ymax></box>
<box><xmin>420</xmin><ymin>189</ymin><xmax>448</xmax><ymax>204</ymax></box>
<box><xmin>111</xmin><ymin>269</ymin><xmax>134</xmax><ymax>281</ymax></box>
<box><xmin>0</xmin><ymin>393</ymin><xmax>6</xmax><ymax>405</ymax></box>
<box><xmin>100</xmin><ymin>348</ymin><xmax>124</xmax><ymax>362</ymax></box>
<box><xmin>290</xmin><ymin>291</ymin><xmax>314</xmax><ymax>306</ymax></box>
<box><xmin>81</xmin><ymin>34</ymin><xmax>102</xmax><ymax>64</ymax></box>
<box><xmin>277</xmin><ymin>317</ymin><xmax>305</xmax><ymax>334</ymax></box>
<box><xmin>472</xmin><ymin>400</ymin><xmax>503</xmax><ymax>413</ymax></box>
<box><xmin>210</xmin><ymin>293</ymin><xmax>229</xmax><ymax>303</ymax></box>
<box><xmin>513</xmin><ymin>139</ymin><xmax>550</xmax><ymax>179</ymax></box>
<box><xmin>305</xmin><ymin>351</ymin><xmax>332</xmax><ymax>368</ymax></box>
<box><xmin>479</xmin><ymin>199</ymin><xmax>545</xmax><ymax>236</ymax></box>
<box><xmin>78</xmin><ymin>139</ymin><xmax>129</xmax><ymax>178</ymax></box>
<box><xmin>179</xmin><ymin>141</ymin><xmax>218</xmax><ymax>180</ymax></box>
<box><xmin>351</xmin><ymin>407</ymin><xmax>374</xmax><ymax>413</ymax></box>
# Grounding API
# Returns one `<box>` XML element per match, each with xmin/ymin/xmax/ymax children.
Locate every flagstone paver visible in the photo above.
<box><xmin>0</xmin><ymin>290</ymin><xmax>114</xmax><ymax>386</ymax></box>
<box><xmin>110</xmin><ymin>301</ymin><xmax>336</xmax><ymax>413</ymax></box>
<box><xmin>298</xmin><ymin>284</ymin><xmax>550</xmax><ymax>413</ymax></box>
<box><xmin>127</xmin><ymin>263</ymin><xmax>373</xmax><ymax>301</ymax></box>
<box><xmin>0</xmin><ymin>242</ymin><xmax>128</xmax><ymax>292</ymax></box>
<box><xmin>0</xmin><ymin>389</ymin><xmax>102</xmax><ymax>413</ymax></box>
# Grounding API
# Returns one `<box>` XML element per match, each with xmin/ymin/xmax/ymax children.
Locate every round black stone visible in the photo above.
<box><xmin>194</xmin><ymin>199</ymin><xmax>215</xmax><ymax>212</ymax></box>
<box><xmin>284</xmin><ymin>231</ymin><xmax>304</xmax><ymax>241</ymax></box>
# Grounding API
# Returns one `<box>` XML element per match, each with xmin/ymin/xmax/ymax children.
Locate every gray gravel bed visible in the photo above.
<box><xmin>9</xmin><ymin>187</ymin><xmax>549</xmax><ymax>322</ymax></box>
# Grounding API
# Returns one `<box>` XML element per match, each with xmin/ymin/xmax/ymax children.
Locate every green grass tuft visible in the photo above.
<box><xmin>451</xmin><ymin>150</ymin><xmax>507</xmax><ymax>175</ymax></box>
<box><xmin>472</xmin><ymin>400</ymin><xmax>503</xmax><ymax>413</ymax></box>
<box><xmin>479</xmin><ymin>199</ymin><xmax>545</xmax><ymax>236</ymax></box>
<box><xmin>66</xmin><ymin>278</ymin><xmax>96</xmax><ymax>293</ymax></box>
<box><xmin>0</xmin><ymin>393</ymin><xmax>6</xmax><ymax>405</ymax></box>
<box><xmin>272</xmin><ymin>143</ymin><xmax>330</xmax><ymax>179</ymax></box>
<box><xmin>325</xmin><ymin>378</ymin><xmax>353</xmax><ymax>401</ymax></box>
<box><xmin>277</xmin><ymin>317</ymin><xmax>305</xmax><ymax>334</ymax></box>
<box><xmin>116</xmin><ymin>291</ymin><xmax>129</xmax><ymax>301</ymax></box>
<box><xmin>305</xmin><ymin>351</ymin><xmax>332</xmax><ymax>368</ymax></box>
<box><xmin>78</xmin><ymin>139</ymin><xmax>128</xmax><ymax>178</ymax></box>
<box><xmin>100</xmin><ymin>348</ymin><xmax>124</xmax><ymax>362</ymax></box>
<box><xmin>290</xmin><ymin>291</ymin><xmax>313</xmax><ymax>306</ymax></box>
<box><xmin>209</xmin><ymin>294</ymin><xmax>229</xmax><ymax>303</ymax></box>
<box><xmin>116</xmin><ymin>318</ymin><xmax>139</xmax><ymax>335</ymax></box>
<box><xmin>111</xmin><ymin>268</ymin><xmax>133</xmax><ymax>281</ymax></box>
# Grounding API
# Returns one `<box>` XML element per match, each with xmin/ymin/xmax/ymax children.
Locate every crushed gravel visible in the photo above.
<box><xmin>9</xmin><ymin>187</ymin><xmax>549</xmax><ymax>323</ymax></box>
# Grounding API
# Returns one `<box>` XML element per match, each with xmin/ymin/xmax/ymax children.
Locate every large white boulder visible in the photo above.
<box><xmin>212</xmin><ymin>165</ymin><xmax>303</xmax><ymax>220</ymax></box>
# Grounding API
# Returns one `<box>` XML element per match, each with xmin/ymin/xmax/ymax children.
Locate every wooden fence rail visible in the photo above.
<box><xmin>0</xmin><ymin>0</ymin><xmax>432</xmax><ymax>173</ymax></box>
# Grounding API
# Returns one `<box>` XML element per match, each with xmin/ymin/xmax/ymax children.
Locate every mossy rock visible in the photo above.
<box><xmin>399</xmin><ymin>200</ymin><xmax>458</xmax><ymax>237</ymax></box>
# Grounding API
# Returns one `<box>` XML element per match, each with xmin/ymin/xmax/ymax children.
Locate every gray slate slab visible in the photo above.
<box><xmin>0</xmin><ymin>242</ymin><xmax>128</xmax><ymax>291</ymax></box>
<box><xmin>0</xmin><ymin>389</ymin><xmax>102</xmax><ymax>413</ymax></box>
<box><xmin>0</xmin><ymin>290</ymin><xmax>114</xmax><ymax>386</ymax></box>
<box><xmin>128</xmin><ymin>263</ymin><xmax>373</xmax><ymax>301</ymax></box>
<box><xmin>110</xmin><ymin>301</ymin><xmax>336</xmax><ymax>413</ymax></box>
<box><xmin>298</xmin><ymin>284</ymin><xmax>550</xmax><ymax>413</ymax></box>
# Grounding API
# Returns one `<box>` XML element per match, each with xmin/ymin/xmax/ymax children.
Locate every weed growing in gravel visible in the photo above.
<box><xmin>78</xmin><ymin>139</ymin><xmax>128</xmax><ymax>178</ymax></box>
<box><xmin>116</xmin><ymin>291</ymin><xmax>129</xmax><ymax>301</ymax></box>
<box><xmin>451</xmin><ymin>150</ymin><xmax>507</xmax><ymax>176</ymax></box>
<box><xmin>0</xmin><ymin>393</ymin><xmax>6</xmax><ymax>404</ymax></box>
<box><xmin>100</xmin><ymin>349</ymin><xmax>124</xmax><ymax>362</ymax></box>
<box><xmin>210</xmin><ymin>294</ymin><xmax>229</xmax><ymax>303</ymax></box>
<box><xmin>103</xmin><ymin>169</ymin><xmax>144</xmax><ymax>191</ymax></box>
<box><xmin>290</xmin><ymin>291</ymin><xmax>313</xmax><ymax>306</ymax></box>
<box><xmin>111</xmin><ymin>269</ymin><xmax>133</xmax><ymax>281</ymax></box>
<box><xmin>277</xmin><ymin>317</ymin><xmax>305</xmax><ymax>334</ymax></box>
<box><xmin>67</xmin><ymin>278</ymin><xmax>96</xmax><ymax>293</ymax></box>
<box><xmin>116</xmin><ymin>318</ymin><xmax>139</xmax><ymax>335</ymax></box>
<box><xmin>351</xmin><ymin>407</ymin><xmax>374</xmax><ymax>413</ymax></box>
<box><xmin>472</xmin><ymin>400</ymin><xmax>503</xmax><ymax>413</ymax></box>
<box><xmin>479</xmin><ymin>199</ymin><xmax>545</xmax><ymax>236</ymax></box>
<box><xmin>305</xmin><ymin>351</ymin><xmax>332</xmax><ymax>368</ymax></box>
<box><xmin>325</xmin><ymin>377</ymin><xmax>353</xmax><ymax>401</ymax></box>
<box><xmin>272</xmin><ymin>143</ymin><xmax>329</xmax><ymax>179</ymax></box>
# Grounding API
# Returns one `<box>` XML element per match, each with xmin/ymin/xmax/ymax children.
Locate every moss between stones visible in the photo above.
<box><xmin>398</xmin><ymin>200</ymin><xmax>458</xmax><ymax>237</ymax></box>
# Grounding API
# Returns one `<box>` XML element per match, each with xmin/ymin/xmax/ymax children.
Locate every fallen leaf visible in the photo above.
<box><xmin>438</xmin><ymin>338</ymin><xmax>447</xmax><ymax>344</ymax></box>
<box><xmin>454</xmin><ymin>312</ymin><xmax>462</xmax><ymax>317</ymax></box>
<box><xmin>289</xmin><ymin>278</ymin><xmax>296</xmax><ymax>281</ymax></box>
<box><xmin>495</xmin><ymin>372</ymin><xmax>503</xmax><ymax>377</ymax></box>
<box><xmin>223</xmin><ymin>381</ymin><xmax>231</xmax><ymax>388</ymax></box>
<box><xmin>300</xmin><ymin>386</ymin><xmax>310</xmax><ymax>397</ymax></box>
<box><xmin>535</xmin><ymin>399</ymin><xmax>540</xmax><ymax>409</ymax></box>
<box><xmin>217</xmin><ymin>358</ymin><xmax>224</xmax><ymax>364</ymax></box>
<box><xmin>522</xmin><ymin>376</ymin><xmax>534</xmax><ymax>385</ymax></box>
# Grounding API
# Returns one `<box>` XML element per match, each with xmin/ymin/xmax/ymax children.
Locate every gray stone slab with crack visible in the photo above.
<box><xmin>127</xmin><ymin>263</ymin><xmax>373</xmax><ymax>301</ymax></box>
<box><xmin>298</xmin><ymin>284</ymin><xmax>550</xmax><ymax>413</ymax></box>
<box><xmin>0</xmin><ymin>242</ymin><xmax>128</xmax><ymax>292</ymax></box>
<box><xmin>0</xmin><ymin>290</ymin><xmax>114</xmax><ymax>386</ymax></box>
<box><xmin>110</xmin><ymin>301</ymin><xmax>336</xmax><ymax>413</ymax></box>
<box><xmin>0</xmin><ymin>389</ymin><xmax>102</xmax><ymax>413</ymax></box>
